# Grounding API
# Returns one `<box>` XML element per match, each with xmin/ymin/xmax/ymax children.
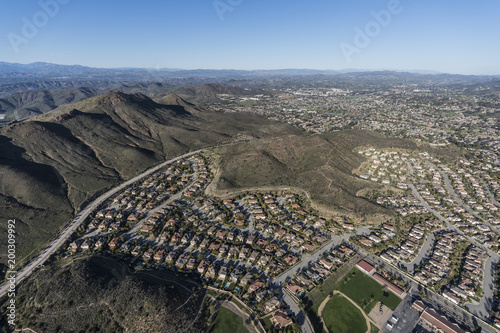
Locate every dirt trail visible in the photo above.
<box><xmin>317</xmin><ymin>290</ymin><xmax>379</xmax><ymax>333</ymax></box>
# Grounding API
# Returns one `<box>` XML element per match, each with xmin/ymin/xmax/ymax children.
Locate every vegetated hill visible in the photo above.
<box><xmin>110</xmin><ymin>82</ymin><xmax>176</xmax><ymax>98</ymax></box>
<box><xmin>213</xmin><ymin>130</ymin><xmax>418</xmax><ymax>220</ymax></box>
<box><xmin>0</xmin><ymin>87</ymin><xmax>99</xmax><ymax>121</ymax></box>
<box><xmin>0</xmin><ymin>92</ymin><xmax>299</xmax><ymax>264</ymax></box>
<box><xmin>0</xmin><ymin>83</ymin><xmax>179</xmax><ymax>123</ymax></box>
<box><xmin>0</xmin><ymin>256</ymin><xmax>208</xmax><ymax>333</ymax></box>
<box><xmin>174</xmin><ymin>83</ymin><xmax>272</xmax><ymax>104</ymax></box>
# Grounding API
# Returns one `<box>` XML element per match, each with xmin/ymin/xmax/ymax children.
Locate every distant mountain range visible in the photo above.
<box><xmin>0</xmin><ymin>82</ymin><xmax>274</xmax><ymax>122</ymax></box>
<box><xmin>1</xmin><ymin>61</ymin><xmax>498</xmax><ymax>85</ymax></box>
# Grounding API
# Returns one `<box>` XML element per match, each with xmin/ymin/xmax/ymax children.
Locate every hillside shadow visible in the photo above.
<box><xmin>0</xmin><ymin>134</ymin><xmax>65</xmax><ymax>189</ymax></box>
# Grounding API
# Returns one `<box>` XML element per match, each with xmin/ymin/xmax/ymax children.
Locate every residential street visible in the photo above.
<box><xmin>281</xmin><ymin>290</ymin><xmax>313</xmax><ymax>333</ymax></box>
<box><xmin>407</xmin><ymin>180</ymin><xmax>499</xmax><ymax>332</ymax></box>
<box><xmin>401</xmin><ymin>229</ymin><xmax>439</xmax><ymax>274</ymax></box>
<box><xmin>0</xmin><ymin>149</ymin><xmax>206</xmax><ymax>298</ymax></box>
<box><xmin>273</xmin><ymin>238</ymin><xmax>336</xmax><ymax>285</ymax></box>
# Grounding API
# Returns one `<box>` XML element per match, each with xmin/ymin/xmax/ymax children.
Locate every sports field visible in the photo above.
<box><xmin>335</xmin><ymin>268</ymin><xmax>401</xmax><ymax>312</ymax></box>
<box><xmin>322</xmin><ymin>294</ymin><xmax>367</xmax><ymax>333</ymax></box>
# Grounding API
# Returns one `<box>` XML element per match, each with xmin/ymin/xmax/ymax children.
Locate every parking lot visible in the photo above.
<box><xmin>383</xmin><ymin>295</ymin><xmax>420</xmax><ymax>333</ymax></box>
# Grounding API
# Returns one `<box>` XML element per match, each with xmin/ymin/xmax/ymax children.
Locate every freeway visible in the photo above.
<box><xmin>0</xmin><ymin>148</ymin><xmax>206</xmax><ymax>298</ymax></box>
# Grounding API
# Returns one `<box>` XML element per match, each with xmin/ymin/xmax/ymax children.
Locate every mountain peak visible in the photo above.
<box><xmin>155</xmin><ymin>93</ymin><xmax>193</xmax><ymax>106</ymax></box>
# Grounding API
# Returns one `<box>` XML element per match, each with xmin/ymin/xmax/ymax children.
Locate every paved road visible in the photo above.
<box><xmin>355</xmin><ymin>246</ymin><xmax>500</xmax><ymax>333</ymax></box>
<box><xmin>383</xmin><ymin>294</ymin><xmax>420</xmax><ymax>333</ymax></box>
<box><xmin>222</xmin><ymin>301</ymin><xmax>260</xmax><ymax>333</ymax></box>
<box><xmin>406</xmin><ymin>181</ymin><xmax>500</xmax><ymax>332</ymax></box>
<box><xmin>424</xmin><ymin>164</ymin><xmax>500</xmax><ymax>316</ymax></box>
<box><xmin>272</xmin><ymin>226</ymin><xmax>370</xmax><ymax>333</ymax></box>
<box><xmin>431</xmin><ymin>163</ymin><xmax>491</xmax><ymax>228</ymax></box>
<box><xmin>479</xmin><ymin>176</ymin><xmax>500</xmax><ymax>207</ymax></box>
<box><xmin>318</xmin><ymin>290</ymin><xmax>378</xmax><ymax>333</ymax></box>
<box><xmin>128</xmin><ymin>163</ymin><xmax>199</xmax><ymax>237</ymax></box>
<box><xmin>0</xmin><ymin>149</ymin><xmax>206</xmax><ymax>298</ymax></box>
<box><xmin>271</xmin><ymin>238</ymin><xmax>338</xmax><ymax>333</ymax></box>
<box><xmin>466</xmin><ymin>255</ymin><xmax>497</xmax><ymax>318</ymax></box>
<box><xmin>273</xmin><ymin>238</ymin><xmax>336</xmax><ymax>285</ymax></box>
<box><xmin>401</xmin><ymin>229</ymin><xmax>439</xmax><ymax>274</ymax></box>
<box><xmin>282</xmin><ymin>289</ymin><xmax>313</xmax><ymax>333</ymax></box>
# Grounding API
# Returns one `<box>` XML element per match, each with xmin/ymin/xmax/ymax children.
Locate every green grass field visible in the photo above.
<box><xmin>309</xmin><ymin>254</ymin><xmax>362</xmax><ymax>311</ymax></box>
<box><xmin>262</xmin><ymin>317</ymin><xmax>274</xmax><ymax>331</ymax></box>
<box><xmin>210</xmin><ymin>307</ymin><xmax>249</xmax><ymax>333</ymax></box>
<box><xmin>371</xmin><ymin>322</ymin><xmax>380</xmax><ymax>333</ymax></box>
<box><xmin>322</xmin><ymin>294</ymin><xmax>367</xmax><ymax>333</ymax></box>
<box><xmin>336</xmin><ymin>268</ymin><xmax>401</xmax><ymax>312</ymax></box>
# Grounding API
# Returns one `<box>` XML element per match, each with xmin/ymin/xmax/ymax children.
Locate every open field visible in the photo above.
<box><xmin>322</xmin><ymin>294</ymin><xmax>367</xmax><ymax>333</ymax></box>
<box><xmin>335</xmin><ymin>268</ymin><xmax>401</xmax><ymax>313</ymax></box>
<box><xmin>213</xmin><ymin>130</ymin><xmax>419</xmax><ymax>220</ymax></box>
<box><xmin>370</xmin><ymin>323</ymin><xmax>380</xmax><ymax>333</ymax></box>
<box><xmin>209</xmin><ymin>307</ymin><xmax>249</xmax><ymax>333</ymax></box>
<box><xmin>309</xmin><ymin>254</ymin><xmax>363</xmax><ymax>311</ymax></box>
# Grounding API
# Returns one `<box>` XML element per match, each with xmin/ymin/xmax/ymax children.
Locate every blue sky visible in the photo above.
<box><xmin>0</xmin><ymin>0</ymin><xmax>499</xmax><ymax>74</ymax></box>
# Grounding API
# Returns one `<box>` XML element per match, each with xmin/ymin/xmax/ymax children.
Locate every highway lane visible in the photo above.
<box><xmin>3</xmin><ymin>149</ymin><xmax>498</xmax><ymax>333</ymax></box>
<box><xmin>0</xmin><ymin>149</ymin><xmax>206</xmax><ymax>298</ymax></box>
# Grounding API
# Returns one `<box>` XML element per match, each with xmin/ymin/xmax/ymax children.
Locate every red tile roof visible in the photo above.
<box><xmin>372</xmin><ymin>273</ymin><xmax>404</xmax><ymax>297</ymax></box>
<box><xmin>356</xmin><ymin>260</ymin><xmax>375</xmax><ymax>274</ymax></box>
<box><xmin>421</xmin><ymin>307</ymin><xmax>467</xmax><ymax>333</ymax></box>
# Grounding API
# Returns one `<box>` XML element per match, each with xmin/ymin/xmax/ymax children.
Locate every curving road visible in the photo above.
<box><xmin>0</xmin><ymin>149</ymin><xmax>206</xmax><ymax>298</ymax></box>
<box><xmin>478</xmin><ymin>176</ymin><xmax>500</xmax><ymax>207</ymax></box>
<box><xmin>401</xmin><ymin>229</ymin><xmax>440</xmax><ymax>274</ymax></box>
<box><xmin>407</xmin><ymin>178</ymin><xmax>499</xmax><ymax>330</ymax></box>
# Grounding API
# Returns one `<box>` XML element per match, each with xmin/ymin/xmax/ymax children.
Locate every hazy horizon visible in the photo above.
<box><xmin>1</xmin><ymin>0</ymin><xmax>499</xmax><ymax>75</ymax></box>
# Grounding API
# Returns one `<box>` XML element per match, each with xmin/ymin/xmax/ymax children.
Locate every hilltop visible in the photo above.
<box><xmin>212</xmin><ymin>130</ymin><xmax>418</xmax><ymax>220</ymax></box>
<box><xmin>0</xmin><ymin>83</ymin><xmax>178</xmax><ymax>123</ymax></box>
<box><xmin>0</xmin><ymin>82</ymin><xmax>268</xmax><ymax>123</ymax></box>
<box><xmin>173</xmin><ymin>83</ymin><xmax>272</xmax><ymax>104</ymax></box>
<box><xmin>0</xmin><ymin>92</ymin><xmax>299</xmax><ymax>264</ymax></box>
<box><xmin>0</xmin><ymin>87</ymin><xmax>99</xmax><ymax>121</ymax></box>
